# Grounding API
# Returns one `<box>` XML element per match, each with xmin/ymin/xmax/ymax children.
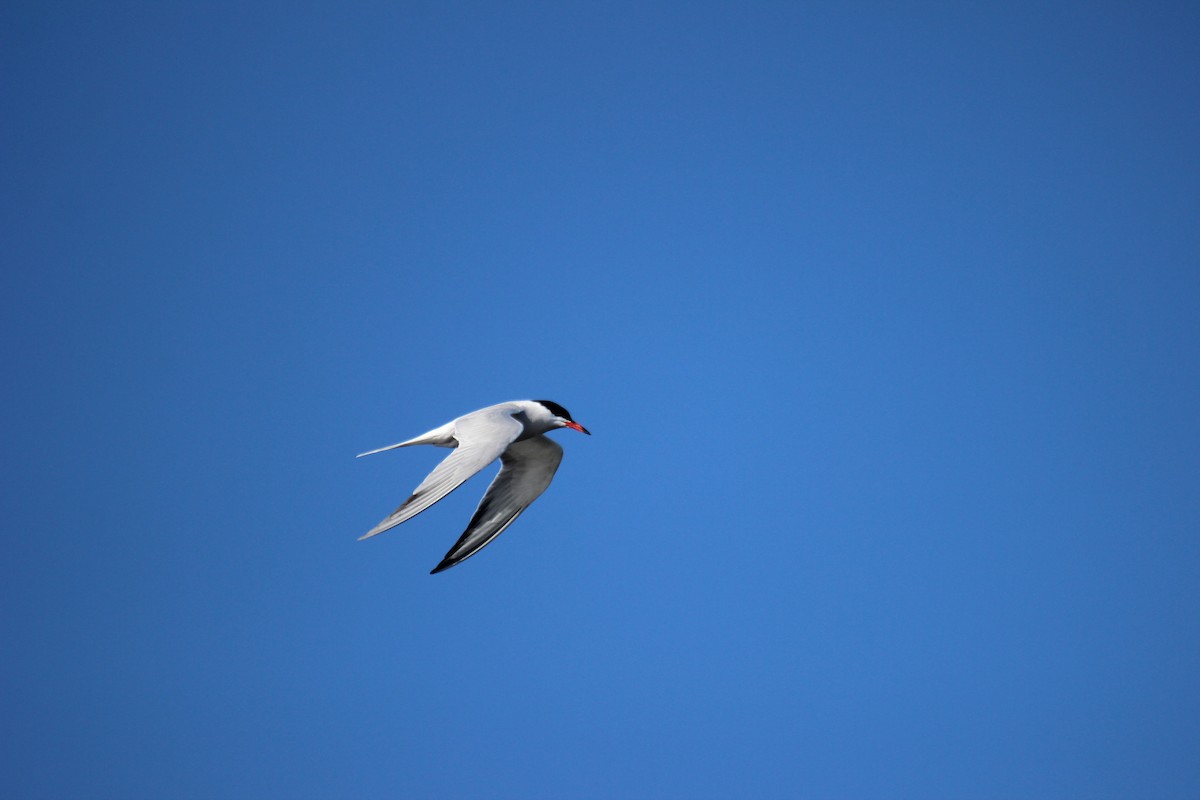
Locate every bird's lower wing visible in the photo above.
<box><xmin>359</xmin><ymin>412</ymin><xmax>524</xmax><ymax>540</ymax></box>
<box><xmin>430</xmin><ymin>434</ymin><xmax>564</xmax><ymax>573</ymax></box>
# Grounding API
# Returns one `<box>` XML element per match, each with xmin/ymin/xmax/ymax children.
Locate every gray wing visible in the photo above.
<box><xmin>359</xmin><ymin>409</ymin><xmax>524</xmax><ymax>540</ymax></box>
<box><xmin>430</xmin><ymin>434</ymin><xmax>564</xmax><ymax>573</ymax></box>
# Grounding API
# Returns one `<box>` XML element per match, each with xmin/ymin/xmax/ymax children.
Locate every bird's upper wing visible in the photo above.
<box><xmin>430</xmin><ymin>434</ymin><xmax>564</xmax><ymax>573</ymax></box>
<box><xmin>359</xmin><ymin>409</ymin><xmax>525</xmax><ymax>540</ymax></box>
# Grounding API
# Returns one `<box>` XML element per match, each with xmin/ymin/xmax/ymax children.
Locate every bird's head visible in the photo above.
<box><xmin>534</xmin><ymin>400</ymin><xmax>591</xmax><ymax>435</ymax></box>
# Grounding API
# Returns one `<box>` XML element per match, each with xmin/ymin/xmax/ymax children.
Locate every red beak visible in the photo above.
<box><xmin>564</xmin><ymin>420</ymin><xmax>591</xmax><ymax>435</ymax></box>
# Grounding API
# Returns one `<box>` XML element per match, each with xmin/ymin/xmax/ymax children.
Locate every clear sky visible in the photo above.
<box><xmin>3</xmin><ymin>2</ymin><xmax>1198</xmax><ymax>798</ymax></box>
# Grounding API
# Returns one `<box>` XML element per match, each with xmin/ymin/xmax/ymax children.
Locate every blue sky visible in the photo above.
<box><xmin>3</xmin><ymin>2</ymin><xmax>1198</xmax><ymax>797</ymax></box>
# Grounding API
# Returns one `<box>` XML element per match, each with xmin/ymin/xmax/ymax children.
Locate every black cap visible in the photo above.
<box><xmin>534</xmin><ymin>400</ymin><xmax>575</xmax><ymax>421</ymax></box>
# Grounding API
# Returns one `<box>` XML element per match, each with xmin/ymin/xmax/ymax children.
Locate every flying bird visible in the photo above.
<box><xmin>357</xmin><ymin>400</ymin><xmax>590</xmax><ymax>573</ymax></box>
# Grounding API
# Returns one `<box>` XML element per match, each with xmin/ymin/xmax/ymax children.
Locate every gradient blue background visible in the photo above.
<box><xmin>4</xmin><ymin>2</ymin><xmax>1199</xmax><ymax>797</ymax></box>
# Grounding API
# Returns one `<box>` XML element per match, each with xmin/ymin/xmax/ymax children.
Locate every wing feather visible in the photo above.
<box><xmin>430</xmin><ymin>435</ymin><xmax>564</xmax><ymax>573</ymax></box>
<box><xmin>359</xmin><ymin>409</ymin><xmax>524</xmax><ymax>540</ymax></box>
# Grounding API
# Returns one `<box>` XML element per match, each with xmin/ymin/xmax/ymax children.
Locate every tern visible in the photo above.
<box><xmin>357</xmin><ymin>400</ymin><xmax>590</xmax><ymax>573</ymax></box>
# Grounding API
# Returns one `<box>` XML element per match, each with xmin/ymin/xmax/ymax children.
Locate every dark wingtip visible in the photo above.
<box><xmin>430</xmin><ymin>559</ymin><xmax>455</xmax><ymax>575</ymax></box>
